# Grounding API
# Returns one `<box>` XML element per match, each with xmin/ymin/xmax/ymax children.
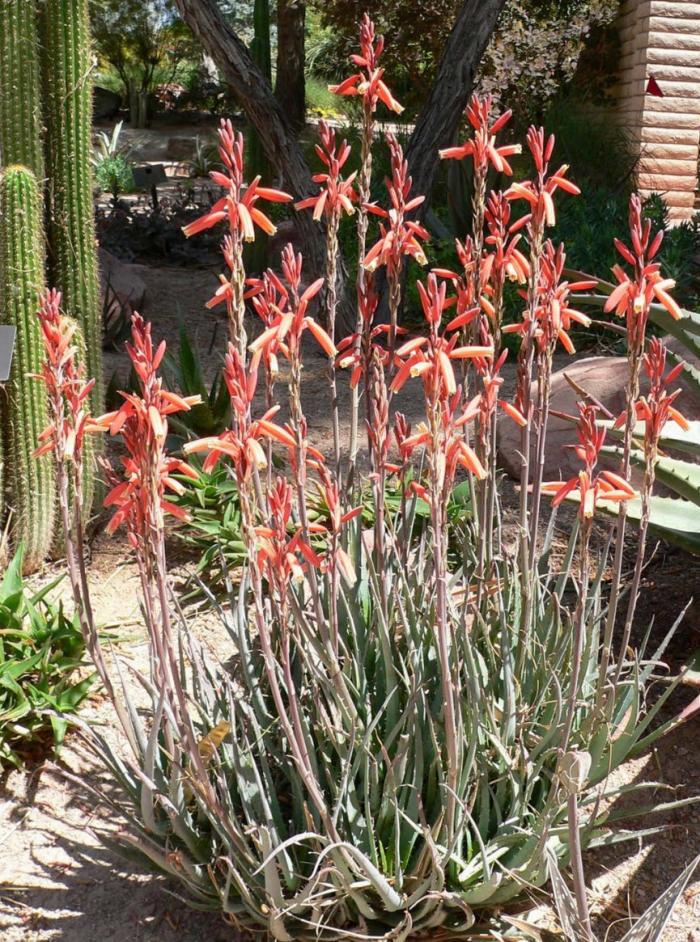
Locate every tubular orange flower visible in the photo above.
<box><xmin>504</xmin><ymin>126</ymin><xmax>580</xmax><ymax>230</ymax></box>
<box><xmin>248</xmin><ymin>244</ymin><xmax>336</xmax><ymax>362</ymax></box>
<box><xmin>502</xmin><ymin>241</ymin><xmax>594</xmax><ymax>355</ymax></box>
<box><xmin>541</xmin><ymin>404</ymin><xmax>636</xmax><ymax>521</ymax></box>
<box><xmin>183</xmin><ymin>119</ymin><xmax>292</xmax><ymax>352</ymax></box>
<box><xmin>604</xmin><ymin>194</ymin><xmax>682</xmax><ymax>356</ymax></box>
<box><xmin>391</xmin><ymin>273</ymin><xmax>493</xmax><ymax>398</ymax></box>
<box><xmin>295</xmin><ymin>121</ymin><xmax>357</xmax><ymax>222</ymax></box>
<box><xmin>363</xmin><ymin>134</ymin><xmax>429</xmax><ymax>277</ymax></box>
<box><xmin>182</xmin><ymin>119</ymin><xmax>292</xmax><ymax>242</ymax></box>
<box><xmin>616</xmin><ymin>337</ymin><xmax>689</xmax><ymax>446</ymax></box>
<box><xmin>33</xmin><ymin>289</ymin><xmax>101</xmax><ymax>463</ymax></box>
<box><xmin>183</xmin><ymin>344</ymin><xmax>291</xmax><ymax>480</ymax></box>
<box><xmin>95</xmin><ymin>314</ymin><xmax>202</xmax><ymax>542</ymax></box>
<box><xmin>439</xmin><ymin>94</ymin><xmax>521</xmax><ymax>175</ymax></box>
<box><xmin>328</xmin><ymin>13</ymin><xmax>403</xmax><ymax>115</ymax></box>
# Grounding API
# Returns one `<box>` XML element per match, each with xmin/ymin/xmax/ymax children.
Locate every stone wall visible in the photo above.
<box><xmin>614</xmin><ymin>0</ymin><xmax>700</xmax><ymax>222</ymax></box>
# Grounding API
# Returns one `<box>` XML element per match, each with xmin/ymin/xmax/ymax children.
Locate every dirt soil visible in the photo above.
<box><xmin>1</xmin><ymin>260</ymin><xmax>699</xmax><ymax>941</ymax></box>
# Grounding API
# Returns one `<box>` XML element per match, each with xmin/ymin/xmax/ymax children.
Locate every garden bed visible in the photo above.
<box><xmin>1</xmin><ymin>258</ymin><xmax>699</xmax><ymax>942</ymax></box>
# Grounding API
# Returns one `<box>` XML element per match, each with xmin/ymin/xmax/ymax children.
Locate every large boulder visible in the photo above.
<box><xmin>497</xmin><ymin>340</ymin><xmax>700</xmax><ymax>481</ymax></box>
<box><xmin>99</xmin><ymin>248</ymin><xmax>147</xmax><ymax>316</ymax></box>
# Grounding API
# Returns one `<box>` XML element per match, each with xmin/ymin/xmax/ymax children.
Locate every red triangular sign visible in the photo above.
<box><xmin>646</xmin><ymin>75</ymin><xmax>664</xmax><ymax>97</ymax></box>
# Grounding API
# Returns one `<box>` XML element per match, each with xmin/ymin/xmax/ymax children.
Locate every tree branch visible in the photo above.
<box><xmin>172</xmin><ymin>0</ymin><xmax>335</xmax><ymax>305</ymax></box>
<box><xmin>406</xmin><ymin>0</ymin><xmax>507</xmax><ymax>214</ymax></box>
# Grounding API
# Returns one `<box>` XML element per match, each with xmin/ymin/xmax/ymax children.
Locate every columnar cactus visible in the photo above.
<box><xmin>0</xmin><ymin>0</ymin><xmax>44</xmax><ymax>178</ymax></box>
<box><xmin>41</xmin><ymin>0</ymin><xmax>103</xmax><ymax>414</ymax></box>
<box><xmin>0</xmin><ymin>166</ymin><xmax>56</xmax><ymax>570</ymax></box>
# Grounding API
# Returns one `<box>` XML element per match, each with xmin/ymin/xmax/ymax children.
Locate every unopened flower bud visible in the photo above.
<box><xmin>560</xmin><ymin>750</ymin><xmax>591</xmax><ymax>796</ymax></box>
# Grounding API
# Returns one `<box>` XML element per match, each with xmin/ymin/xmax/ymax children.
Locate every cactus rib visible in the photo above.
<box><xmin>0</xmin><ymin>166</ymin><xmax>55</xmax><ymax>570</ymax></box>
<box><xmin>41</xmin><ymin>0</ymin><xmax>103</xmax><ymax>417</ymax></box>
<box><xmin>0</xmin><ymin>0</ymin><xmax>45</xmax><ymax>179</ymax></box>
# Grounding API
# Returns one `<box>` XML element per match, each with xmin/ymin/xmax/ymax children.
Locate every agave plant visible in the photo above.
<box><xmin>163</xmin><ymin>323</ymin><xmax>231</xmax><ymax>441</ymax></box>
<box><xmin>599</xmin><ymin>418</ymin><xmax>700</xmax><ymax>554</ymax></box>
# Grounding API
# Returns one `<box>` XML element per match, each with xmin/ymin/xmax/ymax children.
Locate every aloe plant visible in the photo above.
<box><xmin>0</xmin><ymin>545</ymin><xmax>93</xmax><ymax>768</ymax></box>
<box><xmin>163</xmin><ymin>325</ymin><xmax>232</xmax><ymax>442</ymax></box>
<box><xmin>546</xmin><ymin>848</ymin><xmax>699</xmax><ymax>942</ymax></box>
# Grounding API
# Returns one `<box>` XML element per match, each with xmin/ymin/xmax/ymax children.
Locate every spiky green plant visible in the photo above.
<box><xmin>78</xmin><ymin>501</ymin><xmax>695</xmax><ymax>938</ymax></box>
<box><xmin>546</xmin><ymin>848</ymin><xmax>699</xmax><ymax>942</ymax></box>
<box><xmin>0</xmin><ymin>543</ymin><xmax>93</xmax><ymax>769</ymax></box>
<box><xmin>0</xmin><ymin>166</ymin><xmax>55</xmax><ymax>570</ymax></box>
<box><xmin>41</xmin><ymin>0</ymin><xmax>103</xmax><ymax>415</ymax></box>
<box><xmin>599</xmin><ymin>419</ymin><xmax>700</xmax><ymax>554</ymax></box>
<box><xmin>0</xmin><ymin>0</ymin><xmax>44</xmax><ymax>177</ymax></box>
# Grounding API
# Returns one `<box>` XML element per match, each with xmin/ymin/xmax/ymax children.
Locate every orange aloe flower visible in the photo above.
<box><xmin>363</xmin><ymin>134</ymin><xmax>429</xmax><ymax>275</ymax></box>
<box><xmin>33</xmin><ymin>290</ymin><xmax>102</xmax><ymax>463</ymax></box>
<box><xmin>93</xmin><ymin>314</ymin><xmax>201</xmax><ymax>541</ymax></box>
<box><xmin>390</xmin><ymin>273</ymin><xmax>493</xmax><ymax>400</ymax></box>
<box><xmin>439</xmin><ymin>94</ymin><xmax>521</xmax><ymax>174</ymax></box>
<box><xmin>329</xmin><ymin>13</ymin><xmax>403</xmax><ymax>115</ymax></box>
<box><xmin>605</xmin><ymin>195</ymin><xmax>682</xmax><ymax>353</ymax></box>
<box><xmin>183</xmin><ymin>346</ymin><xmax>294</xmax><ymax>479</ymax></box>
<box><xmin>615</xmin><ymin>337</ymin><xmax>689</xmax><ymax>444</ymax></box>
<box><xmin>541</xmin><ymin>404</ymin><xmax>636</xmax><ymax>520</ymax></box>
<box><xmin>502</xmin><ymin>241</ymin><xmax>595</xmax><ymax>354</ymax></box>
<box><xmin>295</xmin><ymin>120</ymin><xmax>357</xmax><ymax>222</ymax></box>
<box><xmin>504</xmin><ymin>127</ymin><xmax>580</xmax><ymax>229</ymax></box>
<box><xmin>182</xmin><ymin>118</ymin><xmax>292</xmax><ymax>242</ymax></box>
<box><xmin>247</xmin><ymin>245</ymin><xmax>337</xmax><ymax>361</ymax></box>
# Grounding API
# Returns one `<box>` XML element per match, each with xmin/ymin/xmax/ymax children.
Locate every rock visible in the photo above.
<box><xmin>497</xmin><ymin>340</ymin><xmax>700</xmax><ymax>481</ymax></box>
<box><xmin>93</xmin><ymin>86</ymin><xmax>121</xmax><ymax>120</ymax></box>
<box><xmin>166</xmin><ymin>136</ymin><xmax>197</xmax><ymax>161</ymax></box>
<box><xmin>99</xmin><ymin>248</ymin><xmax>147</xmax><ymax>316</ymax></box>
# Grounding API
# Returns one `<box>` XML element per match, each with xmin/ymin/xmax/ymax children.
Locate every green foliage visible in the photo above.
<box><xmin>95</xmin><ymin>154</ymin><xmax>135</xmax><ymax>200</ymax></box>
<box><xmin>90</xmin><ymin>0</ymin><xmax>197</xmax><ymax>126</ymax></box>
<box><xmin>188</xmin><ymin>135</ymin><xmax>219</xmax><ymax>179</ymax></box>
<box><xmin>0</xmin><ymin>0</ymin><xmax>44</xmax><ymax>177</ymax></box>
<box><xmin>163</xmin><ymin>325</ymin><xmax>231</xmax><ymax>442</ymax></box>
<box><xmin>93</xmin><ymin>121</ymin><xmax>135</xmax><ymax>199</ymax></box>
<box><xmin>305</xmin><ymin>75</ymin><xmax>353</xmax><ymax>119</ymax></box>
<box><xmin>0</xmin><ymin>166</ymin><xmax>56</xmax><ymax>571</ymax></box>
<box><xmin>601</xmin><ymin>421</ymin><xmax>700</xmax><ymax>556</ymax></box>
<box><xmin>0</xmin><ymin>546</ymin><xmax>93</xmax><ymax>769</ymax></box>
<box><xmin>83</xmin><ymin>512</ymin><xmax>686</xmax><ymax>935</ymax></box>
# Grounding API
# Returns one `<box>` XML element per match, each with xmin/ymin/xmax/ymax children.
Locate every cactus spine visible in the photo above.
<box><xmin>0</xmin><ymin>0</ymin><xmax>44</xmax><ymax>178</ymax></box>
<box><xmin>41</xmin><ymin>0</ymin><xmax>103</xmax><ymax>415</ymax></box>
<box><xmin>0</xmin><ymin>166</ymin><xmax>55</xmax><ymax>570</ymax></box>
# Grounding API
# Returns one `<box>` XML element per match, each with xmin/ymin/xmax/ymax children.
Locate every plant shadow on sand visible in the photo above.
<box><xmin>0</xmin><ymin>755</ymin><xmax>238</xmax><ymax>941</ymax></box>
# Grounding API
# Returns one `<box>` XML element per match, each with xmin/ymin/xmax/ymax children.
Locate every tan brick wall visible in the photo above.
<box><xmin>613</xmin><ymin>0</ymin><xmax>700</xmax><ymax>222</ymax></box>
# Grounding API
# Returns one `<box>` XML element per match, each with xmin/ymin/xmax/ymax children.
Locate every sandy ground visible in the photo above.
<box><xmin>1</xmin><ymin>261</ymin><xmax>699</xmax><ymax>941</ymax></box>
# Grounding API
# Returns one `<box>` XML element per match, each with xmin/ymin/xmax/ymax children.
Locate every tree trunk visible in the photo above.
<box><xmin>275</xmin><ymin>0</ymin><xmax>306</xmax><ymax>133</ymax></box>
<box><xmin>172</xmin><ymin>0</ymin><xmax>330</xmax><ymax>300</ymax></box>
<box><xmin>406</xmin><ymin>0</ymin><xmax>507</xmax><ymax>214</ymax></box>
<box><xmin>173</xmin><ymin>0</ymin><xmax>506</xmax><ymax>331</ymax></box>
